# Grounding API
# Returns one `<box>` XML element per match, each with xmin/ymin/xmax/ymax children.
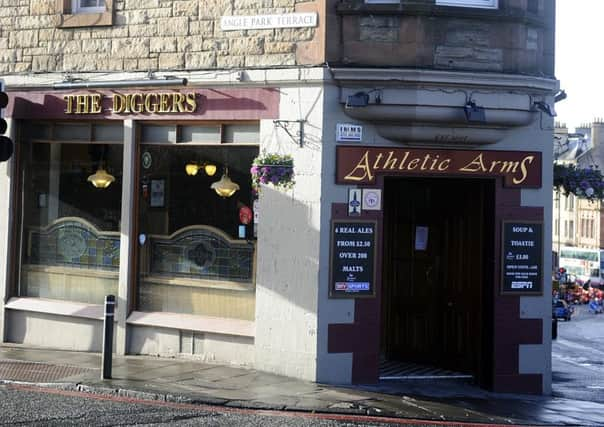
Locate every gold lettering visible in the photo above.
<box><xmin>144</xmin><ymin>94</ymin><xmax>158</xmax><ymax>113</ymax></box>
<box><xmin>498</xmin><ymin>160</ymin><xmax>519</xmax><ymax>174</ymax></box>
<box><xmin>489</xmin><ymin>160</ymin><xmax>501</xmax><ymax>172</ymax></box>
<box><xmin>159</xmin><ymin>93</ymin><xmax>170</xmax><ymax>112</ymax></box>
<box><xmin>185</xmin><ymin>93</ymin><xmax>196</xmax><ymax>112</ymax></box>
<box><xmin>130</xmin><ymin>93</ymin><xmax>143</xmax><ymax>113</ymax></box>
<box><xmin>172</xmin><ymin>93</ymin><xmax>186</xmax><ymax>112</ymax></box>
<box><xmin>513</xmin><ymin>156</ymin><xmax>535</xmax><ymax>184</ymax></box>
<box><xmin>64</xmin><ymin>95</ymin><xmax>75</xmax><ymax>114</ymax></box>
<box><xmin>90</xmin><ymin>94</ymin><xmax>102</xmax><ymax>114</ymax></box>
<box><xmin>112</xmin><ymin>94</ymin><xmax>126</xmax><ymax>113</ymax></box>
<box><xmin>420</xmin><ymin>154</ymin><xmax>432</xmax><ymax>170</ymax></box>
<box><xmin>373</xmin><ymin>152</ymin><xmax>384</xmax><ymax>170</ymax></box>
<box><xmin>459</xmin><ymin>154</ymin><xmax>487</xmax><ymax>172</ymax></box>
<box><xmin>383</xmin><ymin>151</ymin><xmax>398</xmax><ymax>169</ymax></box>
<box><xmin>75</xmin><ymin>95</ymin><xmax>88</xmax><ymax>114</ymax></box>
<box><xmin>398</xmin><ymin>152</ymin><xmax>410</xmax><ymax>169</ymax></box>
<box><xmin>407</xmin><ymin>158</ymin><xmax>420</xmax><ymax>170</ymax></box>
<box><xmin>438</xmin><ymin>159</ymin><xmax>451</xmax><ymax>171</ymax></box>
<box><xmin>344</xmin><ymin>151</ymin><xmax>374</xmax><ymax>182</ymax></box>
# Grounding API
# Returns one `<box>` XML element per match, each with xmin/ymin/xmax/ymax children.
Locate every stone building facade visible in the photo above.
<box><xmin>1</xmin><ymin>0</ymin><xmax>557</xmax><ymax>394</ymax></box>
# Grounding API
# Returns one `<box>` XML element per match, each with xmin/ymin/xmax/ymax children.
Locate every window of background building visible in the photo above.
<box><xmin>18</xmin><ymin>122</ymin><xmax>123</xmax><ymax>304</ymax></box>
<box><xmin>564</xmin><ymin>220</ymin><xmax>568</xmax><ymax>238</ymax></box>
<box><xmin>72</xmin><ymin>0</ymin><xmax>105</xmax><ymax>13</ymax></box>
<box><xmin>435</xmin><ymin>0</ymin><xmax>498</xmax><ymax>9</ymax></box>
<box><xmin>136</xmin><ymin>123</ymin><xmax>259</xmax><ymax>321</ymax></box>
<box><xmin>569</xmin><ymin>220</ymin><xmax>575</xmax><ymax>239</ymax></box>
<box><xmin>554</xmin><ymin>219</ymin><xmax>559</xmax><ymax>236</ymax></box>
<box><xmin>59</xmin><ymin>0</ymin><xmax>113</xmax><ymax>27</ymax></box>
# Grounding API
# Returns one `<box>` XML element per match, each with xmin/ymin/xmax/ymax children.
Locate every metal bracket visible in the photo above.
<box><xmin>273</xmin><ymin>119</ymin><xmax>306</xmax><ymax>147</ymax></box>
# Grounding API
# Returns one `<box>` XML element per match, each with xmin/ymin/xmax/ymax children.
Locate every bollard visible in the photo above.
<box><xmin>552</xmin><ymin>317</ymin><xmax>558</xmax><ymax>340</ymax></box>
<box><xmin>101</xmin><ymin>294</ymin><xmax>115</xmax><ymax>379</ymax></box>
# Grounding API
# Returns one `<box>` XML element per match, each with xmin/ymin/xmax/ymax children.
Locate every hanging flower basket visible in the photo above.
<box><xmin>251</xmin><ymin>153</ymin><xmax>294</xmax><ymax>198</ymax></box>
<box><xmin>554</xmin><ymin>163</ymin><xmax>604</xmax><ymax>201</ymax></box>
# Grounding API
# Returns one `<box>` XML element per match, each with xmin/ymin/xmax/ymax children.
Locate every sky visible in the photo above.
<box><xmin>555</xmin><ymin>0</ymin><xmax>604</xmax><ymax>131</ymax></box>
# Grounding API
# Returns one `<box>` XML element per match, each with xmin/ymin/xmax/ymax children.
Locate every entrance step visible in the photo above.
<box><xmin>379</xmin><ymin>360</ymin><xmax>473</xmax><ymax>381</ymax></box>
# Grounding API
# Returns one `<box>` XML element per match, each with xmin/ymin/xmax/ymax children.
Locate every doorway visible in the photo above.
<box><xmin>381</xmin><ymin>177</ymin><xmax>494</xmax><ymax>386</ymax></box>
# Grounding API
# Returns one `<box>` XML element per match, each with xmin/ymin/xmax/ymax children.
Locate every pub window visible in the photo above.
<box><xmin>136</xmin><ymin>123</ymin><xmax>259</xmax><ymax>321</ymax></box>
<box><xmin>17</xmin><ymin>122</ymin><xmax>123</xmax><ymax>304</ymax></box>
<box><xmin>435</xmin><ymin>0</ymin><xmax>498</xmax><ymax>9</ymax></box>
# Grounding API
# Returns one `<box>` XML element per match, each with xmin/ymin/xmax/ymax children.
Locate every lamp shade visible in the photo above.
<box><xmin>204</xmin><ymin>163</ymin><xmax>217</xmax><ymax>176</ymax></box>
<box><xmin>210</xmin><ymin>170</ymin><xmax>240</xmax><ymax>197</ymax></box>
<box><xmin>87</xmin><ymin>167</ymin><xmax>115</xmax><ymax>189</ymax></box>
<box><xmin>185</xmin><ymin>162</ymin><xmax>199</xmax><ymax>176</ymax></box>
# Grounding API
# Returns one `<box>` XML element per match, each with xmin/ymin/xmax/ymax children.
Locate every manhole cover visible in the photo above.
<box><xmin>0</xmin><ymin>360</ymin><xmax>94</xmax><ymax>382</ymax></box>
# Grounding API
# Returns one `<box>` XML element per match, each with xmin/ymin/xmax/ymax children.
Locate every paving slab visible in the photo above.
<box><xmin>0</xmin><ymin>344</ymin><xmax>600</xmax><ymax>426</ymax></box>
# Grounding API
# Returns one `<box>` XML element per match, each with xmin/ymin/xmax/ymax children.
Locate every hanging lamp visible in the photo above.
<box><xmin>210</xmin><ymin>167</ymin><xmax>239</xmax><ymax>197</ymax></box>
<box><xmin>87</xmin><ymin>165</ymin><xmax>115</xmax><ymax>189</ymax></box>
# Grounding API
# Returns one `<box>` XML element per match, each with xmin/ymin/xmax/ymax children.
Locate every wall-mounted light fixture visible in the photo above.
<box><xmin>345</xmin><ymin>89</ymin><xmax>382</xmax><ymax>109</ymax></box>
<box><xmin>533</xmin><ymin>101</ymin><xmax>556</xmax><ymax>117</ymax></box>
<box><xmin>464</xmin><ymin>100</ymin><xmax>486</xmax><ymax>123</ymax></box>
<box><xmin>53</xmin><ymin>76</ymin><xmax>187</xmax><ymax>90</ymax></box>
<box><xmin>185</xmin><ymin>161</ymin><xmax>217</xmax><ymax>177</ymax></box>
<box><xmin>346</xmin><ymin>92</ymin><xmax>370</xmax><ymax>108</ymax></box>
<box><xmin>210</xmin><ymin>167</ymin><xmax>240</xmax><ymax>198</ymax></box>
<box><xmin>554</xmin><ymin>90</ymin><xmax>567</xmax><ymax>103</ymax></box>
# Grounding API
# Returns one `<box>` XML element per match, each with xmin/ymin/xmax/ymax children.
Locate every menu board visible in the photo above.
<box><xmin>330</xmin><ymin>220</ymin><xmax>377</xmax><ymax>297</ymax></box>
<box><xmin>501</xmin><ymin>221</ymin><xmax>543</xmax><ymax>295</ymax></box>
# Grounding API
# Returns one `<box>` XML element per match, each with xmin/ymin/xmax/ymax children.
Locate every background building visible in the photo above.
<box><xmin>553</xmin><ymin>122</ymin><xmax>603</xmax><ymax>257</ymax></box>
<box><xmin>0</xmin><ymin>0</ymin><xmax>557</xmax><ymax>394</ymax></box>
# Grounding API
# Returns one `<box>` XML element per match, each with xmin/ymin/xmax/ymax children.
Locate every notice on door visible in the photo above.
<box><xmin>501</xmin><ymin>221</ymin><xmax>543</xmax><ymax>295</ymax></box>
<box><xmin>330</xmin><ymin>220</ymin><xmax>377</xmax><ymax>298</ymax></box>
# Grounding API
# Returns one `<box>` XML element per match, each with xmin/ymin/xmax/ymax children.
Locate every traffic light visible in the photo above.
<box><xmin>0</xmin><ymin>80</ymin><xmax>13</xmax><ymax>162</ymax></box>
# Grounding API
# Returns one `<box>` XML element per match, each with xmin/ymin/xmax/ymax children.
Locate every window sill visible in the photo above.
<box><xmin>5</xmin><ymin>297</ymin><xmax>104</xmax><ymax>320</ymax></box>
<box><xmin>127</xmin><ymin>311</ymin><xmax>255</xmax><ymax>338</ymax></box>
<box><xmin>58</xmin><ymin>12</ymin><xmax>113</xmax><ymax>28</ymax></box>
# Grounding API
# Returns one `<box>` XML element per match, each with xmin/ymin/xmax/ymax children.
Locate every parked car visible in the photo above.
<box><xmin>553</xmin><ymin>300</ymin><xmax>573</xmax><ymax>321</ymax></box>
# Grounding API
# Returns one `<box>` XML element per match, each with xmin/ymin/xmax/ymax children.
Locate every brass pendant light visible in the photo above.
<box><xmin>210</xmin><ymin>167</ymin><xmax>239</xmax><ymax>197</ymax></box>
<box><xmin>87</xmin><ymin>166</ymin><xmax>115</xmax><ymax>189</ymax></box>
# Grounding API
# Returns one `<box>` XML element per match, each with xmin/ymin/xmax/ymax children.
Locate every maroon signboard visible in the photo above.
<box><xmin>336</xmin><ymin>146</ymin><xmax>542</xmax><ymax>188</ymax></box>
<box><xmin>7</xmin><ymin>88</ymin><xmax>279</xmax><ymax>121</ymax></box>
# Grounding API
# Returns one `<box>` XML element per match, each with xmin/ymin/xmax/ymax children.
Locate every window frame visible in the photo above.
<box><xmin>57</xmin><ymin>0</ymin><xmax>113</xmax><ymax>28</ymax></box>
<box><xmin>435</xmin><ymin>0</ymin><xmax>498</xmax><ymax>9</ymax></box>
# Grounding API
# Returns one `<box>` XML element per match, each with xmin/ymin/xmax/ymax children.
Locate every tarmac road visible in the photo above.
<box><xmin>0</xmin><ymin>383</ymin><xmax>498</xmax><ymax>427</ymax></box>
<box><xmin>552</xmin><ymin>300</ymin><xmax>604</xmax><ymax>402</ymax></box>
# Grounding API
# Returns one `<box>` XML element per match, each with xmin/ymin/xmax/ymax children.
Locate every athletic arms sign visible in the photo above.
<box><xmin>336</xmin><ymin>146</ymin><xmax>542</xmax><ymax>188</ymax></box>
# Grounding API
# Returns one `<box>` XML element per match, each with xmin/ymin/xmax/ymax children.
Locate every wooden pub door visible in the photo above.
<box><xmin>381</xmin><ymin>177</ymin><xmax>494</xmax><ymax>384</ymax></box>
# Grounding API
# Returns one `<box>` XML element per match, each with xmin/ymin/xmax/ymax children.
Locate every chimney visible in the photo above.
<box><xmin>592</xmin><ymin>118</ymin><xmax>604</xmax><ymax>149</ymax></box>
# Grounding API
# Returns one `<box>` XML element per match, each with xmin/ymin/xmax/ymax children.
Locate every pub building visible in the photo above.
<box><xmin>0</xmin><ymin>1</ymin><xmax>557</xmax><ymax>396</ymax></box>
<box><xmin>0</xmin><ymin>73</ymin><xmax>556</xmax><ymax>395</ymax></box>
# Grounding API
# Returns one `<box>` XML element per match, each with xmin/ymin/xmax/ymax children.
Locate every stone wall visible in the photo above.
<box><xmin>0</xmin><ymin>0</ymin><xmax>322</xmax><ymax>74</ymax></box>
<box><xmin>333</xmin><ymin>0</ymin><xmax>555</xmax><ymax>77</ymax></box>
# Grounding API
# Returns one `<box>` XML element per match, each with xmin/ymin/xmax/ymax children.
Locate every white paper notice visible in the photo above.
<box><xmin>415</xmin><ymin>226</ymin><xmax>429</xmax><ymax>250</ymax></box>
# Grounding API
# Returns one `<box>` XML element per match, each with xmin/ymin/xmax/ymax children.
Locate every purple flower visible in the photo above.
<box><xmin>271</xmin><ymin>174</ymin><xmax>280</xmax><ymax>185</ymax></box>
<box><xmin>250</xmin><ymin>165</ymin><xmax>259</xmax><ymax>174</ymax></box>
<box><xmin>259</xmin><ymin>176</ymin><xmax>268</xmax><ymax>184</ymax></box>
<box><xmin>261</xmin><ymin>166</ymin><xmax>271</xmax><ymax>175</ymax></box>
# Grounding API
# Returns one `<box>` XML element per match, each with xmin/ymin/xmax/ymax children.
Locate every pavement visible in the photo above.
<box><xmin>0</xmin><ymin>344</ymin><xmax>602</xmax><ymax>426</ymax></box>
